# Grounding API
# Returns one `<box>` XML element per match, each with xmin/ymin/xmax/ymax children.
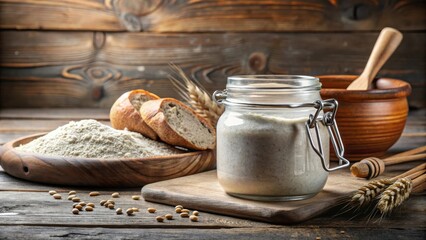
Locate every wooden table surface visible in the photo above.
<box><xmin>0</xmin><ymin>108</ymin><xmax>425</xmax><ymax>240</ymax></box>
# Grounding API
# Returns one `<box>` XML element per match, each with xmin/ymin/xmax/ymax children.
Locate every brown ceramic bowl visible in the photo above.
<box><xmin>318</xmin><ymin>75</ymin><xmax>411</xmax><ymax>160</ymax></box>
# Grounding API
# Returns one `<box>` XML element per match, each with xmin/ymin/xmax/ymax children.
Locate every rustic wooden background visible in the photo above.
<box><xmin>0</xmin><ymin>0</ymin><xmax>425</xmax><ymax>109</ymax></box>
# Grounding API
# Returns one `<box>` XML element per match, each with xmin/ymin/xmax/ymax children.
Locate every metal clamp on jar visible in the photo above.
<box><xmin>213</xmin><ymin>75</ymin><xmax>350</xmax><ymax>201</ymax></box>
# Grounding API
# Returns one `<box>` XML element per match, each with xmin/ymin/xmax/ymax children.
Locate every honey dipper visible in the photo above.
<box><xmin>350</xmin><ymin>145</ymin><xmax>426</xmax><ymax>179</ymax></box>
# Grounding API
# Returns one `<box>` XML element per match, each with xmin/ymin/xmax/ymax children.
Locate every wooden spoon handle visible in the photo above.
<box><xmin>347</xmin><ymin>27</ymin><xmax>403</xmax><ymax>90</ymax></box>
<box><xmin>365</xmin><ymin>28</ymin><xmax>403</xmax><ymax>83</ymax></box>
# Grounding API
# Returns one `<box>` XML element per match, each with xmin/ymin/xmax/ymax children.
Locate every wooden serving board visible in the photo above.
<box><xmin>142</xmin><ymin>170</ymin><xmax>369</xmax><ymax>224</ymax></box>
<box><xmin>0</xmin><ymin>133</ymin><xmax>215</xmax><ymax>187</ymax></box>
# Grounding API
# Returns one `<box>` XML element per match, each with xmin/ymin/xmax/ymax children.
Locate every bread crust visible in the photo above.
<box><xmin>109</xmin><ymin>90</ymin><xmax>160</xmax><ymax>140</ymax></box>
<box><xmin>140</xmin><ymin>98</ymin><xmax>216</xmax><ymax>150</ymax></box>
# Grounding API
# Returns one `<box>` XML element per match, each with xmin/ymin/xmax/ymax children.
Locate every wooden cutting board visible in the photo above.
<box><xmin>142</xmin><ymin>170</ymin><xmax>370</xmax><ymax>224</ymax></box>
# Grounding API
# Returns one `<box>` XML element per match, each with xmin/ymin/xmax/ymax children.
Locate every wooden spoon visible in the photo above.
<box><xmin>346</xmin><ymin>27</ymin><xmax>403</xmax><ymax>90</ymax></box>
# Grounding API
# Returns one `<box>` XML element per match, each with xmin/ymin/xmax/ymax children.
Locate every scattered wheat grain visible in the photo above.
<box><xmin>53</xmin><ymin>194</ymin><xmax>62</xmax><ymax>199</ymax></box>
<box><xmin>190</xmin><ymin>215</ymin><xmax>198</xmax><ymax>222</ymax></box>
<box><xmin>132</xmin><ymin>195</ymin><xmax>140</xmax><ymax>200</ymax></box>
<box><xmin>72</xmin><ymin>208</ymin><xmax>79</xmax><ymax>215</ymax></box>
<box><xmin>116</xmin><ymin>208</ymin><xmax>123</xmax><ymax>215</ymax></box>
<box><xmin>89</xmin><ymin>192</ymin><xmax>100</xmax><ymax>197</ymax></box>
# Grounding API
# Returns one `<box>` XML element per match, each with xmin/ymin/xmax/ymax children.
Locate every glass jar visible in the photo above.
<box><xmin>213</xmin><ymin>75</ymin><xmax>349</xmax><ymax>201</ymax></box>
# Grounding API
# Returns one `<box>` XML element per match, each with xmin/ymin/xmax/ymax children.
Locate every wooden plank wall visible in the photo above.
<box><xmin>0</xmin><ymin>0</ymin><xmax>425</xmax><ymax>108</ymax></box>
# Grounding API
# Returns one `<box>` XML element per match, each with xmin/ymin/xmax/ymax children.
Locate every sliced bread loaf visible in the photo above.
<box><xmin>140</xmin><ymin>98</ymin><xmax>216</xmax><ymax>150</ymax></box>
<box><xmin>110</xmin><ymin>89</ymin><xmax>160</xmax><ymax>140</ymax></box>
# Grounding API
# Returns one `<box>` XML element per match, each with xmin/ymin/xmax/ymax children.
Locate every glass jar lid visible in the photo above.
<box><xmin>218</xmin><ymin>75</ymin><xmax>321</xmax><ymax>105</ymax></box>
<box><xmin>227</xmin><ymin>75</ymin><xmax>321</xmax><ymax>90</ymax></box>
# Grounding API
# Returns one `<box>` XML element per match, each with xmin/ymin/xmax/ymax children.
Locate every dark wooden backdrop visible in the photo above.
<box><xmin>0</xmin><ymin>0</ymin><xmax>425</xmax><ymax>108</ymax></box>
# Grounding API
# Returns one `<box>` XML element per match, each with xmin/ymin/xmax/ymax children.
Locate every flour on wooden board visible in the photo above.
<box><xmin>16</xmin><ymin>119</ymin><xmax>182</xmax><ymax>159</ymax></box>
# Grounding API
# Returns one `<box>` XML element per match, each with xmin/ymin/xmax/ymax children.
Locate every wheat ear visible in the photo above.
<box><xmin>376</xmin><ymin>170</ymin><xmax>425</xmax><ymax>214</ymax></box>
<box><xmin>377</xmin><ymin>177</ymin><xmax>412</xmax><ymax>214</ymax></box>
<box><xmin>350</xmin><ymin>163</ymin><xmax>425</xmax><ymax>208</ymax></box>
<box><xmin>168</xmin><ymin>64</ymin><xmax>224</xmax><ymax>126</ymax></box>
<box><xmin>350</xmin><ymin>178</ymin><xmax>394</xmax><ymax>206</ymax></box>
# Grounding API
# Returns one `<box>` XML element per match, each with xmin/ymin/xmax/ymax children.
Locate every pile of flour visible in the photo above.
<box><xmin>16</xmin><ymin>119</ymin><xmax>182</xmax><ymax>159</ymax></box>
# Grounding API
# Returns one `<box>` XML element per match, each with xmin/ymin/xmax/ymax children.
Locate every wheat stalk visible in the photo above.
<box><xmin>168</xmin><ymin>64</ymin><xmax>224</xmax><ymax>126</ymax></box>
<box><xmin>412</xmin><ymin>174</ymin><xmax>426</xmax><ymax>193</ymax></box>
<box><xmin>389</xmin><ymin>162</ymin><xmax>426</xmax><ymax>182</ymax></box>
<box><xmin>343</xmin><ymin>163</ymin><xmax>425</xmax><ymax>221</ymax></box>
<box><xmin>377</xmin><ymin>177</ymin><xmax>412</xmax><ymax>214</ymax></box>
<box><xmin>349</xmin><ymin>163</ymin><xmax>426</xmax><ymax>214</ymax></box>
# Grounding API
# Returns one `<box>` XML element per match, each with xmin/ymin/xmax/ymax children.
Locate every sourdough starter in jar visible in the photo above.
<box><xmin>215</xmin><ymin>75</ymin><xmax>330</xmax><ymax>201</ymax></box>
<box><xmin>217</xmin><ymin>111</ymin><xmax>329</xmax><ymax>201</ymax></box>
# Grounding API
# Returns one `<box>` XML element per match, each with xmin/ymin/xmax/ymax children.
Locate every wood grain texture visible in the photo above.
<box><xmin>0</xmin><ymin>119</ymin><xmax>109</xmax><ymax>132</ymax></box>
<box><xmin>0</xmin><ymin>109</ymin><xmax>109</xmax><ymax>145</ymax></box>
<box><xmin>0</xmin><ymin>0</ymin><xmax>123</xmax><ymax>31</ymax></box>
<box><xmin>0</xmin><ymin>31</ymin><xmax>95</xmax><ymax>67</ymax></box>
<box><xmin>1</xmin><ymin>31</ymin><xmax>425</xmax><ymax>108</ymax></box>
<box><xmin>0</xmin><ymin>226</ymin><xmax>425</xmax><ymax>240</ymax></box>
<box><xmin>141</xmin><ymin>169</ymin><xmax>425</xmax><ymax>225</ymax></box>
<box><xmin>0</xmin><ymin>190</ymin><xmax>270</xmax><ymax>228</ymax></box>
<box><xmin>0</xmin><ymin>108</ymin><xmax>109</xmax><ymax>120</ymax></box>
<box><xmin>0</xmin><ymin>168</ymin><xmax>143</xmax><ymax>192</ymax></box>
<box><xmin>0</xmin><ymin>165</ymin><xmax>424</xmax><ymax>229</ymax></box>
<box><xmin>0</xmin><ymin>0</ymin><xmax>425</xmax><ymax>32</ymax></box>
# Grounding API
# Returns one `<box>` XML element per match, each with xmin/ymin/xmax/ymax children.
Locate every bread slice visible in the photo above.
<box><xmin>110</xmin><ymin>90</ymin><xmax>160</xmax><ymax>140</ymax></box>
<box><xmin>140</xmin><ymin>98</ymin><xmax>216</xmax><ymax>150</ymax></box>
